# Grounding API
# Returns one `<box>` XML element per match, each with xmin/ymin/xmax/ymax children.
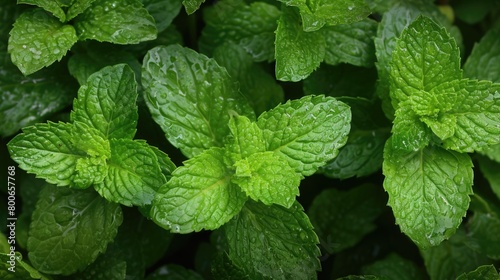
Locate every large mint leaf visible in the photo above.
<box><xmin>275</xmin><ymin>6</ymin><xmax>325</xmax><ymax>82</ymax></box>
<box><xmin>27</xmin><ymin>185</ymin><xmax>123</xmax><ymax>275</ymax></box>
<box><xmin>257</xmin><ymin>95</ymin><xmax>351</xmax><ymax>176</ymax></box>
<box><xmin>224</xmin><ymin>200</ymin><xmax>321</xmax><ymax>279</ymax></box>
<box><xmin>463</xmin><ymin>27</ymin><xmax>500</xmax><ymax>83</ymax></box>
<box><xmin>142</xmin><ymin>0</ymin><xmax>182</xmax><ymax>33</ymax></box>
<box><xmin>322</xmin><ymin>19</ymin><xmax>377</xmax><ymax>67</ymax></box>
<box><xmin>308</xmin><ymin>184</ymin><xmax>387</xmax><ymax>253</ymax></box>
<box><xmin>71</xmin><ymin>64</ymin><xmax>138</xmax><ymax>140</ymax></box>
<box><xmin>383</xmin><ymin>139</ymin><xmax>473</xmax><ymax>248</ymax></box>
<box><xmin>277</xmin><ymin>0</ymin><xmax>370</xmax><ymax>32</ymax></box>
<box><xmin>199</xmin><ymin>0</ymin><xmax>280</xmax><ymax>62</ymax></box>
<box><xmin>151</xmin><ymin>147</ymin><xmax>247</xmax><ymax>233</ymax></box>
<box><xmin>142</xmin><ymin>44</ymin><xmax>255</xmax><ymax>158</ymax></box>
<box><xmin>8</xmin><ymin>8</ymin><xmax>77</xmax><ymax>75</ymax></box>
<box><xmin>18</xmin><ymin>0</ymin><xmax>66</xmax><ymax>21</ymax></box>
<box><xmin>232</xmin><ymin>152</ymin><xmax>301</xmax><ymax>208</ymax></box>
<box><xmin>7</xmin><ymin>122</ymin><xmax>85</xmax><ymax>187</ymax></box>
<box><xmin>95</xmin><ymin>139</ymin><xmax>166</xmax><ymax>206</ymax></box>
<box><xmin>73</xmin><ymin>0</ymin><xmax>157</xmax><ymax>44</ymax></box>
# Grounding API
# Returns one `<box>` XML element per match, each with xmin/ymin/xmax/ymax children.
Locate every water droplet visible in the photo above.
<box><xmin>22</xmin><ymin>45</ymin><xmax>26</xmax><ymax>49</ymax></box>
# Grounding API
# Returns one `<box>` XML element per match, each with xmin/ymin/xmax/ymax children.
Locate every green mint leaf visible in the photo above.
<box><xmin>0</xmin><ymin>52</ymin><xmax>73</xmax><ymax>137</ymax></box>
<box><xmin>421</xmin><ymin>229</ymin><xmax>491</xmax><ymax>280</ymax></box>
<box><xmin>308</xmin><ymin>184</ymin><xmax>387</xmax><ymax>253</ymax></box>
<box><xmin>277</xmin><ymin>0</ymin><xmax>370</xmax><ymax>32</ymax></box>
<box><xmin>322</xmin><ymin>19</ymin><xmax>377</xmax><ymax>67</ymax></box>
<box><xmin>17</xmin><ymin>0</ymin><xmax>67</xmax><ymax>21</ymax></box>
<box><xmin>95</xmin><ymin>139</ymin><xmax>165</xmax><ymax>206</ymax></box>
<box><xmin>224</xmin><ymin>200</ymin><xmax>321</xmax><ymax>279</ymax></box>
<box><xmin>227</xmin><ymin>115</ymin><xmax>266</xmax><ymax>160</ymax></box>
<box><xmin>8</xmin><ymin>9</ymin><xmax>77</xmax><ymax>75</ymax></box>
<box><xmin>213</xmin><ymin>42</ymin><xmax>284</xmax><ymax>115</ymax></box>
<box><xmin>151</xmin><ymin>147</ymin><xmax>247</xmax><ymax>233</ymax></box>
<box><xmin>200</xmin><ymin>0</ymin><xmax>280</xmax><ymax>62</ymax></box>
<box><xmin>478</xmin><ymin>156</ymin><xmax>500</xmax><ymax>201</ymax></box>
<box><xmin>0</xmin><ymin>251</ymin><xmax>50</xmax><ymax>280</ymax></box>
<box><xmin>66</xmin><ymin>0</ymin><xmax>98</xmax><ymax>21</ymax></box>
<box><xmin>233</xmin><ymin>151</ymin><xmax>301</xmax><ymax>208</ymax></box>
<box><xmin>457</xmin><ymin>265</ymin><xmax>500</xmax><ymax>280</ymax></box>
<box><xmin>142</xmin><ymin>44</ymin><xmax>255</xmax><ymax>158</ymax></box>
<box><xmin>182</xmin><ymin>0</ymin><xmax>204</xmax><ymax>14</ymax></box>
<box><xmin>148</xmin><ymin>145</ymin><xmax>176</xmax><ymax>181</ymax></box>
<box><xmin>142</xmin><ymin>0</ymin><xmax>182</xmax><ymax>33</ymax></box>
<box><xmin>7</xmin><ymin>122</ymin><xmax>85</xmax><ymax>187</ymax></box>
<box><xmin>27</xmin><ymin>185</ymin><xmax>123</xmax><ymax>275</ymax></box>
<box><xmin>73</xmin><ymin>0</ymin><xmax>157</xmax><ymax>44</ymax></box>
<box><xmin>71</xmin><ymin>64</ymin><xmax>138</xmax><ymax>140</ymax></box>
<box><xmin>275</xmin><ymin>6</ymin><xmax>325</xmax><ymax>81</ymax></box>
<box><xmin>361</xmin><ymin>253</ymin><xmax>425</xmax><ymax>280</ymax></box>
<box><xmin>257</xmin><ymin>95</ymin><xmax>351</xmax><ymax>176</ymax></box>
<box><xmin>391</xmin><ymin>104</ymin><xmax>432</xmax><ymax>151</ymax></box>
<box><xmin>383</xmin><ymin>139</ymin><xmax>473</xmax><ymax>248</ymax></box>
<box><xmin>464</xmin><ymin>28</ymin><xmax>500</xmax><ymax>83</ymax></box>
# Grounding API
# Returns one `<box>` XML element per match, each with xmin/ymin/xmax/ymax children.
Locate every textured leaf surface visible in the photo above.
<box><xmin>7</xmin><ymin>122</ymin><xmax>85</xmax><ymax>187</ymax></box>
<box><xmin>361</xmin><ymin>254</ymin><xmax>425</xmax><ymax>280</ymax></box>
<box><xmin>0</xmin><ymin>252</ymin><xmax>50</xmax><ymax>279</ymax></box>
<box><xmin>182</xmin><ymin>0</ymin><xmax>204</xmax><ymax>14</ymax></box>
<box><xmin>18</xmin><ymin>0</ymin><xmax>66</xmax><ymax>21</ymax></box>
<box><xmin>257</xmin><ymin>95</ymin><xmax>351</xmax><ymax>176</ymax></box>
<box><xmin>27</xmin><ymin>185</ymin><xmax>123</xmax><ymax>275</ymax></box>
<box><xmin>457</xmin><ymin>265</ymin><xmax>500</xmax><ymax>280</ymax></box>
<box><xmin>233</xmin><ymin>152</ymin><xmax>301</xmax><ymax>208</ymax></box>
<box><xmin>151</xmin><ymin>147</ymin><xmax>247</xmax><ymax>233</ymax></box>
<box><xmin>463</xmin><ymin>27</ymin><xmax>500</xmax><ymax>83</ymax></box>
<box><xmin>227</xmin><ymin>115</ymin><xmax>266</xmax><ymax>161</ymax></box>
<box><xmin>142</xmin><ymin>0</ymin><xmax>182</xmax><ymax>33</ymax></box>
<box><xmin>8</xmin><ymin>8</ymin><xmax>77</xmax><ymax>75</ymax></box>
<box><xmin>383</xmin><ymin>139</ymin><xmax>473</xmax><ymax>248</ymax></box>
<box><xmin>94</xmin><ymin>139</ymin><xmax>165</xmax><ymax>206</ymax></box>
<box><xmin>66</xmin><ymin>0</ymin><xmax>98</xmax><ymax>21</ymax></box>
<box><xmin>275</xmin><ymin>6</ymin><xmax>325</xmax><ymax>81</ymax></box>
<box><xmin>71</xmin><ymin>64</ymin><xmax>138</xmax><ymax>140</ymax></box>
<box><xmin>224</xmin><ymin>201</ymin><xmax>320</xmax><ymax>279</ymax></box>
<box><xmin>142</xmin><ymin>44</ymin><xmax>255</xmax><ymax>158</ymax></box>
<box><xmin>73</xmin><ymin>0</ymin><xmax>157</xmax><ymax>44</ymax></box>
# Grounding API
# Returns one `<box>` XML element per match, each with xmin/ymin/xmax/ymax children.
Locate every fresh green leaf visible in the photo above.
<box><xmin>277</xmin><ymin>0</ymin><xmax>371</xmax><ymax>32</ymax></box>
<box><xmin>308</xmin><ymin>184</ymin><xmax>387</xmax><ymax>253</ymax></box>
<box><xmin>27</xmin><ymin>185</ymin><xmax>123</xmax><ymax>275</ymax></box>
<box><xmin>142</xmin><ymin>0</ymin><xmax>182</xmax><ymax>33</ymax></box>
<box><xmin>383</xmin><ymin>139</ymin><xmax>473</xmax><ymax>249</ymax></box>
<box><xmin>464</xmin><ymin>27</ymin><xmax>500</xmax><ymax>83</ymax></box>
<box><xmin>71</xmin><ymin>64</ymin><xmax>138</xmax><ymax>140</ymax></box>
<box><xmin>94</xmin><ymin>139</ymin><xmax>165</xmax><ymax>206</ymax></box>
<box><xmin>275</xmin><ymin>5</ymin><xmax>325</xmax><ymax>81</ymax></box>
<box><xmin>17</xmin><ymin>0</ymin><xmax>66</xmax><ymax>21</ymax></box>
<box><xmin>224</xmin><ymin>200</ymin><xmax>321</xmax><ymax>279</ymax></box>
<box><xmin>183</xmin><ymin>0</ymin><xmax>204</xmax><ymax>14</ymax></box>
<box><xmin>73</xmin><ymin>0</ymin><xmax>157</xmax><ymax>44</ymax></box>
<box><xmin>145</xmin><ymin>264</ymin><xmax>204</xmax><ymax>280</ymax></box>
<box><xmin>391</xmin><ymin>103</ymin><xmax>433</xmax><ymax>151</ymax></box>
<box><xmin>361</xmin><ymin>253</ymin><xmax>425</xmax><ymax>280</ymax></box>
<box><xmin>233</xmin><ymin>151</ymin><xmax>301</xmax><ymax>208</ymax></box>
<box><xmin>227</xmin><ymin>115</ymin><xmax>266</xmax><ymax>160</ymax></box>
<box><xmin>322</xmin><ymin>19</ymin><xmax>377</xmax><ymax>67</ymax></box>
<box><xmin>0</xmin><ymin>251</ymin><xmax>50</xmax><ymax>279</ymax></box>
<box><xmin>151</xmin><ymin>147</ymin><xmax>247</xmax><ymax>233</ymax></box>
<box><xmin>456</xmin><ymin>265</ymin><xmax>500</xmax><ymax>280</ymax></box>
<box><xmin>148</xmin><ymin>145</ymin><xmax>176</xmax><ymax>181</ymax></box>
<box><xmin>8</xmin><ymin>8</ymin><xmax>77</xmax><ymax>75</ymax></box>
<box><xmin>200</xmin><ymin>0</ymin><xmax>280</xmax><ymax>62</ymax></box>
<box><xmin>7</xmin><ymin>122</ymin><xmax>85</xmax><ymax>187</ymax></box>
<box><xmin>66</xmin><ymin>0</ymin><xmax>99</xmax><ymax>21</ymax></box>
<box><xmin>142</xmin><ymin>44</ymin><xmax>255</xmax><ymax>158</ymax></box>
<box><xmin>257</xmin><ymin>95</ymin><xmax>351</xmax><ymax>176</ymax></box>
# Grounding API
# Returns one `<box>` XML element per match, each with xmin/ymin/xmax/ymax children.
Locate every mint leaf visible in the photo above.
<box><xmin>18</xmin><ymin>0</ymin><xmax>66</xmax><ymax>21</ymax></box>
<box><xmin>227</xmin><ymin>115</ymin><xmax>266</xmax><ymax>160</ymax></box>
<box><xmin>142</xmin><ymin>0</ymin><xmax>182</xmax><ymax>33</ymax></box>
<box><xmin>383</xmin><ymin>139</ymin><xmax>473</xmax><ymax>248</ymax></box>
<box><xmin>213</xmin><ymin>42</ymin><xmax>284</xmax><ymax>115</ymax></box>
<box><xmin>457</xmin><ymin>265</ymin><xmax>500</xmax><ymax>280</ymax></box>
<box><xmin>322</xmin><ymin>19</ymin><xmax>377</xmax><ymax>67</ymax></box>
<box><xmin>183</xmin><ymin>0</ymin><xmax>204</xmax><ymax>14</ymax></box>
<box><xmin>8</xmin><ymin>8</ymin><xmax>77</xmax><ymax>75</ymax></box>
<box><xmin>142</xmin><ymin>44</ymin><xmax>255</xmax><ymax>158</ymax></box>
<box><xmin>391</xmin><ymin>104</ymin><xmax>432</xmax><ymax>151</ymax></box>
<box><xmin>151</xmin><ymin>147</ymin><xmax>247</xmax><ymax>233</ymax></box>
<box><xmin>233</xmin><ymin>152</ymin><xmax>301</xmax><ymax>208</ymax></box>
<box><xmin>66</xmin><ymin>0</ymin><xmax>98</xmax><ymax>21</ymax></box>
<box><xmin>464</xmin><ymin>27</ymin><xmax>500</xmax><ymax>83</ymax></box>
<box><xmin>257</xmin><ymin>95</ymin><xmax>351</xmax><ymax>176</ymax></box>
<box><xmin>73</xmin><ymin>0</ymin><xmax>157</xmax><ymax>44</ymax></box>
<box><xmin>0</xmin><ymin>251</ymin><xmax>50</xmax><ymax>279</ymax></box>
<box><xmin>361</xmin><ymin>253</ymin><xmax>425</xmax><ymax>280</ymax></box>
<box><xmin>277</xmin><ymin>0</ymin><xmax>370</xmax><ymax>32</ymax></box>
<box><xmin>27</xmin><ymin>185</ymin><xmax>123</xmax><ymax>275</ymax></box>
<box><xmin>95</xmin><ymin>139</ymin><xmax>165</xmax><ymax>206</ymax></box>
<box><xmin>200</xmin><ymin>0</ymin><xmax>280</xmax><ymax>62</ymax></box>
<box><xmin>224</xmin><ymin>200</ymin><xmax>321</xmax><ymax>279</ymax></box>
<box><xmin>71</xmin><ymin>64</ymin><xmax>138</xmax><ymax>140</ymax></box>
<box><xmin>477</xmin><ymin>156</ymin><xmax>500</xmax><ymax>201</ymax></box>
<box><xmin>7</xmin><ymin>122</ymin><xmax>85</xmax><ymax>187</ymax></box>
<box><xmin>148</xmin><ymin>145</ymin><xmax>176</xmax><ymax>181</ymax></box>
<box><xmin>275</xmin><ymin>6</ymin><xmax>325</xmax><ymax>81</ymax></box>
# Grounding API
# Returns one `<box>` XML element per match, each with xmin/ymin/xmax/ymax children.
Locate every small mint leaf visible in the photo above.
<box><xmin>275</xmin><ymin>5</ymin><xmax>325</xmax><ymax>82</ymax></box>
<box><xmin>391</xmin><ymin>104</ymin><xmax>432</xmax><ymax>151</ymax></box>
<box><xmin>27</xmin><ymin>185</ymin><xmax>123</xmax><ymax>275</ymax></box>
<box><xmin>383</xmin><ymin>138</ymin><xmax>473</xmax><ymax>249</ymax></box>
<box><xmin>182</xmin><ymin>0</ymin><xmax>204</xmax><ymax>14</ymax></box>
<box><xmin>227</xmin><ymin>115</ymin><xmax>266</xmax><ymax>160</ymax></box>
<box><xmin>257</xmin><ymin>95</ymin><xmax>351</xmax><ymax>176</ymax></box>
<box><xmin>151</xmin><ymin>147</ymin><xmax>247</xmax><ymax>233</ymax></box>
<box><xmin>74</xmin><ymin>155</ymin><xmax>108</xmax><ymax>189</ymax></box>
<box><xmin>142</xmin><ymin>44</ymin><xmax>255</xmax><ymax>158</ymax></box>
<box><xmin>8</xmin><ymin>9</ymin><xmax>77</xmax><ymax>75</ymax></box>
<box><xmin>73</xmin><ymin>0</ymin><xmax>157</xmax><ymax>44</ymax></box>
<box><xmin>148</xmin><ymin>145</ymin><xmax>177</xmax><ymax>181</ymax></box>
<box><xmin>17</xmin><ymin>0</ymin><xmax>66</xmax><ymax>21</ymax></box>
<box><xmin>94</xmin><ymin>139</ymin><xmax>166</xmax><ymax>206</ymax></box>
<box><xmin>7</xmin><ymin>122</ymin><xmax>85</xmax><ymax>187</ymax></box>
<box><xmin>71</xmin><ymin>64</ymin><xmax>138</xmax><ymax>140</ymax></box>
<box><xmin>232</xmin><ymin>151</ymin><xmax>301</xmax><ymax>208</ymax></box>
<box><xmin>224</xmin><ymin>200</ymin><xmax>321</xmax><ymax>279</ymax></box>
<box><xmin>71</xmin><ymin>121</ymin><xmax>111</xmax><ymax>158</ymax></box>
